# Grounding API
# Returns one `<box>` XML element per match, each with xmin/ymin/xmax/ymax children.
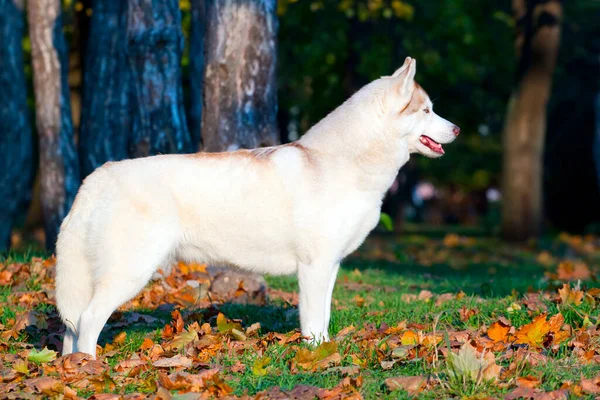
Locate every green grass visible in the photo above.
<box><xmin>2</xmin><ymin>233</ymin><xmax>600</xmax><ymax>398</ymax></box>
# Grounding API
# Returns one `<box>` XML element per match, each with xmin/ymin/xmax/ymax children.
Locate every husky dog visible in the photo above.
<box><xmin>56</xmin><ymin>57</ymin><xmax>459</xmax><ymax>358</ymax></box>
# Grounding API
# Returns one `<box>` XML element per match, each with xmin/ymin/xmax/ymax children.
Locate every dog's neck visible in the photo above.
<box><xmin>299</xmin><ymin>98</ymin><xmax>410</xmax><ymax>196</ymax></box>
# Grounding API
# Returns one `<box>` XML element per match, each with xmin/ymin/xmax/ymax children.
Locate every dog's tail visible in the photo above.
<box><xmin>55</xmin><ymin>192</ymin><xmax>94</xmax><ymax>355</ymax></box>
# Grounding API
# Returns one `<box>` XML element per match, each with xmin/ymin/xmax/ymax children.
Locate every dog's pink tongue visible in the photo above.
<box><xmin>419</xmin><ymin>135</ymin><xmax>444</xmax><ymax>154</ymax></box>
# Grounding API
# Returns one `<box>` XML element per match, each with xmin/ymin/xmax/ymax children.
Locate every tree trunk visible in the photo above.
<box><xmin>80</xmin><ymin>0</ymin><xmax>191</xmax><ymax>176</ymax></box>
<box><xmin>0</xmin><ymin>0</ymin><xmax>33</xmax><ymax>250</ymax></box>
<box><xmin>126</xmin><ymin>0</ymin><xmax>192</xmax><ymax>158</ymax></box>
<box><xmin>189</xmin><ymin>0</ymin><xmax>206</xmax><ymax>149</ymax></box>
<box><xmin>202</xmin><ymin>0</ymin><xmax>279</xmax><ymax>151</ymax></box>
<box><xmin>28</xmin><ymin>0</ymin><xmax>80</xmax><ymax>251</ymax></box>
<box><xmin>79</xmin><ymin>0</ymin><xmax>130</xmax><ymax>177</ymax></box>
<box><xmin>501</xmin><ymin>0</ymin><xmax>562</xmax><ymax>241</ymax></box>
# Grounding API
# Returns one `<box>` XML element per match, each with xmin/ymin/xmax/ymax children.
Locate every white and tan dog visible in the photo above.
<box><xmin>56</xmin><ymin>57</ymin><xmax>459</xmax><ymax>358</ymax></box>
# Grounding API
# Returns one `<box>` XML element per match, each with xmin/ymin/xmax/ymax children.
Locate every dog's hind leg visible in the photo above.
<box><xmin>298</xmin><ymin>260</ymin><xmax>340</xmax><ymax>343</ymax></box>
<box><xmin>76</xmin><ymin>219</ymin><xmax>178</xmax><ymax>358</ymax></box>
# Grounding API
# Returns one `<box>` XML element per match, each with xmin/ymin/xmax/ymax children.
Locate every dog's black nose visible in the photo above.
<box><xmin>452</xmin><ymin>126</ymin><xmax>460</xmax><ymax>136</ymax></box>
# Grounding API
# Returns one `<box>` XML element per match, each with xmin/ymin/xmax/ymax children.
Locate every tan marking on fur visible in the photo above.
<box><xmin>186</xmin><ymin>142</ymin><xmax>318</xmax><ymax>167</ymax></box>
<box><xmin>401</xmin><ymin>83</ymin><xmax>430</xmax><ymax>115</ymax></box>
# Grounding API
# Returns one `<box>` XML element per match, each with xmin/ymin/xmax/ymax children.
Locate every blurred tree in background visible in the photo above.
<box><xmin>28</xmin><ymin>0</ymin><xmax>80</xmax><ymax>251</ymax></box>
<box><xmin>501</xmin><ymin>0</ymin><xmax>562</xmax><ymax>241</ymax></box>
<box><xmin>0</xmin><ymin>0</ymin><xmax>33</xmax><ymax>250</ymax></box>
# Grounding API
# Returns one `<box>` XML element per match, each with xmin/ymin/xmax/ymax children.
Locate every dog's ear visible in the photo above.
<box><xmin>392</xmin><ymin>57</ymin><xmax>416</xmax><ymax>98</ymax></box>
<box><xmin>391</xmin><ymin>57</ymin><xmax>412</xmax><ymax>78</ymax></box>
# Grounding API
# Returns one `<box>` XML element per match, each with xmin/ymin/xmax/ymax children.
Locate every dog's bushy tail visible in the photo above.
<box><xmin>55</xmin><ymin>196</ymin><xmax>94</xmax><ymax>355</ymax></box>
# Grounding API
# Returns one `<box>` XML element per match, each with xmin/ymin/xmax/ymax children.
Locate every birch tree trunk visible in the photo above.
<box><xmin>0</xmin><ymin>0</ymin><xmax>33</xmax><ymax>250</ymax></box>
<box><xmin>202</xmin><ymin>0</ymin><xmax>279</xmax><ymax>151</ymax></box>
<box><xmin>501</xmin><ymin>0</ymin><xmax>562</xmax><ymax>241</ymax></box>
<box><xmin>126</xmin><ymin>0</ymin><xmax>192</xmax><ymax>158</ymax></box>
<box><xmin>28</xmin><ymin>0</ymin><xmax>80</xmax><ymax>251</ymax></box>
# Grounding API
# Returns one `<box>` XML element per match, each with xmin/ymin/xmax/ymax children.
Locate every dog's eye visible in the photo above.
<box><xmin>423</xmin><ymin>107</ymin><xmax>430</xmax><ymax>114</ymax></box>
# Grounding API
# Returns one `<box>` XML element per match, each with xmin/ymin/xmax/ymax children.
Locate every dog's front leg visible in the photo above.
<box><xmin>298</xmin><ymin>261</ymin><xmax>340</xmax><ymax>343</ymax></box>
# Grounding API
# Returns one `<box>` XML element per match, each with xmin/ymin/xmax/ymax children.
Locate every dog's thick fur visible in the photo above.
<box><xmin>56</xmin><ymin>58</ymin><xmax>458</xmax><ymax>358</ymax></box>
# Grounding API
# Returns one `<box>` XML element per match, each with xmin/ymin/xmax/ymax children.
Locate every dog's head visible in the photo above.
<box><xmin>380</xmin><ymin>57</ymin><xmax>459</xmax><ymax>158</ymax></box>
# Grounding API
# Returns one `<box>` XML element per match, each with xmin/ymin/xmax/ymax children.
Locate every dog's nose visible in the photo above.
<box><xmin>452</xmin><ymin>126</ymin><xmax>460</xmax><ymax>136</ymax></box>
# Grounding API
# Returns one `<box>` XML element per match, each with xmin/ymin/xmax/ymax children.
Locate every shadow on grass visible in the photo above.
<box><xmin>92</xmin><ymin>302</ymin><xmax>298</xmax><ymax>349</ymax></box>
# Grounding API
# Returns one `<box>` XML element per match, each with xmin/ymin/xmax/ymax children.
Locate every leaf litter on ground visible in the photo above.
<box><xmin>0</xmin><ymin>234</ymin><xmax>600</xmax><ymax>398</ymax></box>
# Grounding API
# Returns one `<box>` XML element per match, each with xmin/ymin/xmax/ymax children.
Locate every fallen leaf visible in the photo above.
<box><xmin>488</xmin><ymin>320</ymin><xmax>511</xmax><ymax>342</ymax></box>
<box><xmin>252</xmin><ymin>356</ymin><xmax>272</xmax><ymax>376</ymax></box>
<box><xmin>515</xmin><ymin>314</ymin><xmax>559</xmax><ymax>348</ymax></box>
<box><xmin>216</xmin><ymin>312</ymin><xmax>242</xmax><ymax>333</ymax></box>
<box><xmin>557</xmin><ymin>261</ymin><xmax>591</xmax><ymax>281</ymax></box>
<box><xmin>27</xmin><ymin>347</ymin><xmax>57</xmax><ymax>364</ymax></box>
<box><xmin>112</xmin><ymin>331</ymin><xmax>127</xmax><ymax>345</ymax></box>
<box><xmin>152</xmin><ymin>354</ymin><xmax>192</xmax><ymax>368</ymax></box>
<box><xmin>447</xmin><ymin>343</ymin><xmax>497</xmax><ymax>382</ymax></box>
<box><xmin>517</xmin><ymin>375</ymin><xmax>541</xmax><ymax>388</ymax></box>
<box><xmin>504</xmin><ymin>386</ymin><xmax>536</xmax><ymax>400</ymax></box>
<box><xmin>165</xmin><ymin>328</ymin><xmax>198</xmax><ymax>350</ymax></box>
<box><xmin>558</xmin><ymin>284</ymin><xmax>584</xmax><ymax>306</ymax></box>
<box><xmin>385</xmin><ymin>375</ymin><xmax>426</xmax><ymax>394</ymax></box>
<box><xmin>581</xmin><ymin>375</ymin><xmax>600</xmax><ymax>395</ymax></box>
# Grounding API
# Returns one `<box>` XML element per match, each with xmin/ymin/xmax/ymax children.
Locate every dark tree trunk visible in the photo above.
<box><xmin>501</xmin><ymin>0</ymin><xmax>562</xmax><ymax>241</ymax></box>
<box><xmin>28</xmin><ymin>0</ymin><xmax>80</xmax><ymax>251</ymax></box>
<box><xmin>126</xmin><ymin>0</ymin><xmax>192</xmax><ymax>157</ymax></box>
<box><xmin>79</xmin><ymin>0</ymin><xmax>130</xmax><ymax>177</ymax></box>
<box><xmin>0</xmin><ymin>0</ymin><xmax>33</xmax><ymax>250</ymax></box>
<box><xmin>80</xmin><ymin>0</ymin><xmax>191</xmax><ymax>176</ymax></box>
<box><xmin>189</xmin><ymin>0</ymin><xmax>206</xmax><ymax>149</ymax></box>
<box><xmin>202</xmin><ymin>0</ymin><xmax>279</xmax><ymax>151</ymax></box>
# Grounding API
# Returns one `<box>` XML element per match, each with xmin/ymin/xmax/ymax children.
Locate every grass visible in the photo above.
<box><xmin>1</xmin><ymin>233</ymin><xmax>600</xmax><ymax>398</ymax></box>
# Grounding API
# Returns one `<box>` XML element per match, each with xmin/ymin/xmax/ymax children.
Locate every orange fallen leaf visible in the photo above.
<box><xmin>488</xmin><ymin>320</ymin><xmax>511</xmax><ymax>342</ymax></box>
<box><xmin>517</xmin><ymin>375</ymin><xmax>541</xmax><ymax>388</ymax></box>
<box><xmin>557</xmin><ymin>261</ymin><xmax>591</xmax><ymax>281</ymax></box>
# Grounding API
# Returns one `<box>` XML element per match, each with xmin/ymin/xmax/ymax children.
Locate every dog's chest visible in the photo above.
<box><xmin>335</xmin><ymin>196</ymin><xmax>381</xmax><ymax>258</ymax></box>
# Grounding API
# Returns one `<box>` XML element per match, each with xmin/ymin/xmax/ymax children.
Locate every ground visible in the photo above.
<box><xmin>1</xmin><ymin>232</ymin><xmax>600</xmax><ymax>399</ymax></box>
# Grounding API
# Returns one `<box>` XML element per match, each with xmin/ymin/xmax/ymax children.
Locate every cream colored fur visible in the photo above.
<box><xmin>55</xmin><ymin>58</ymin><xmax>458</xmax><ymax>358</ymax></box>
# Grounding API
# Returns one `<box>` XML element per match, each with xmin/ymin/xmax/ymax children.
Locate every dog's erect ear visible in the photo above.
<box><xmin>391</xmin><ymin>57</ymin><xmax>411</xmax><ymax>78</ymax></box>
<box><xmin>392</xmin><ymin>57</ymin><xmax>416</xmax><ymax>97</ymax></box>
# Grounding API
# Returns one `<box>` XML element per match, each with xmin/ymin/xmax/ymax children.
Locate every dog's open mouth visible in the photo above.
<box><xmin>419</xmin><ymin>135</ymin><xmax>444</xmax><ymax>154</ymax></box>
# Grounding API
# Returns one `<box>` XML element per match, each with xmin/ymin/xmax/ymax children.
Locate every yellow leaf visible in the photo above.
<box><xmin>14</xmin><ymin>359</ymin><xmax>29</xmax><ymax>375</ymax></box>
<box><xmin>166</xmin><ymin>329</ymin><xmax>198</xmax><ymax>350</ymax></box>
<box><xmin>401</xmin><ymin>330</ymin><xmax>418</xmax><ymax>345</ymax></box>
<box><xmin>216</xmin><ymin>313</ymin><xmax>242</xmax><ymax>333</ymax></box>
<box><xmin>252</xmin><ymin>356</ymin><xmax>271</xmax><ymax>376</ymax></box>
<box><xmin>293</xmin><ymin>341</ymin><xmax>340</xmax><ymax>371</ymax></box>
<box><xmin>515</xmin><ymin>314</ymin><xmax>552</xmax><ymax>348</ymax></box>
